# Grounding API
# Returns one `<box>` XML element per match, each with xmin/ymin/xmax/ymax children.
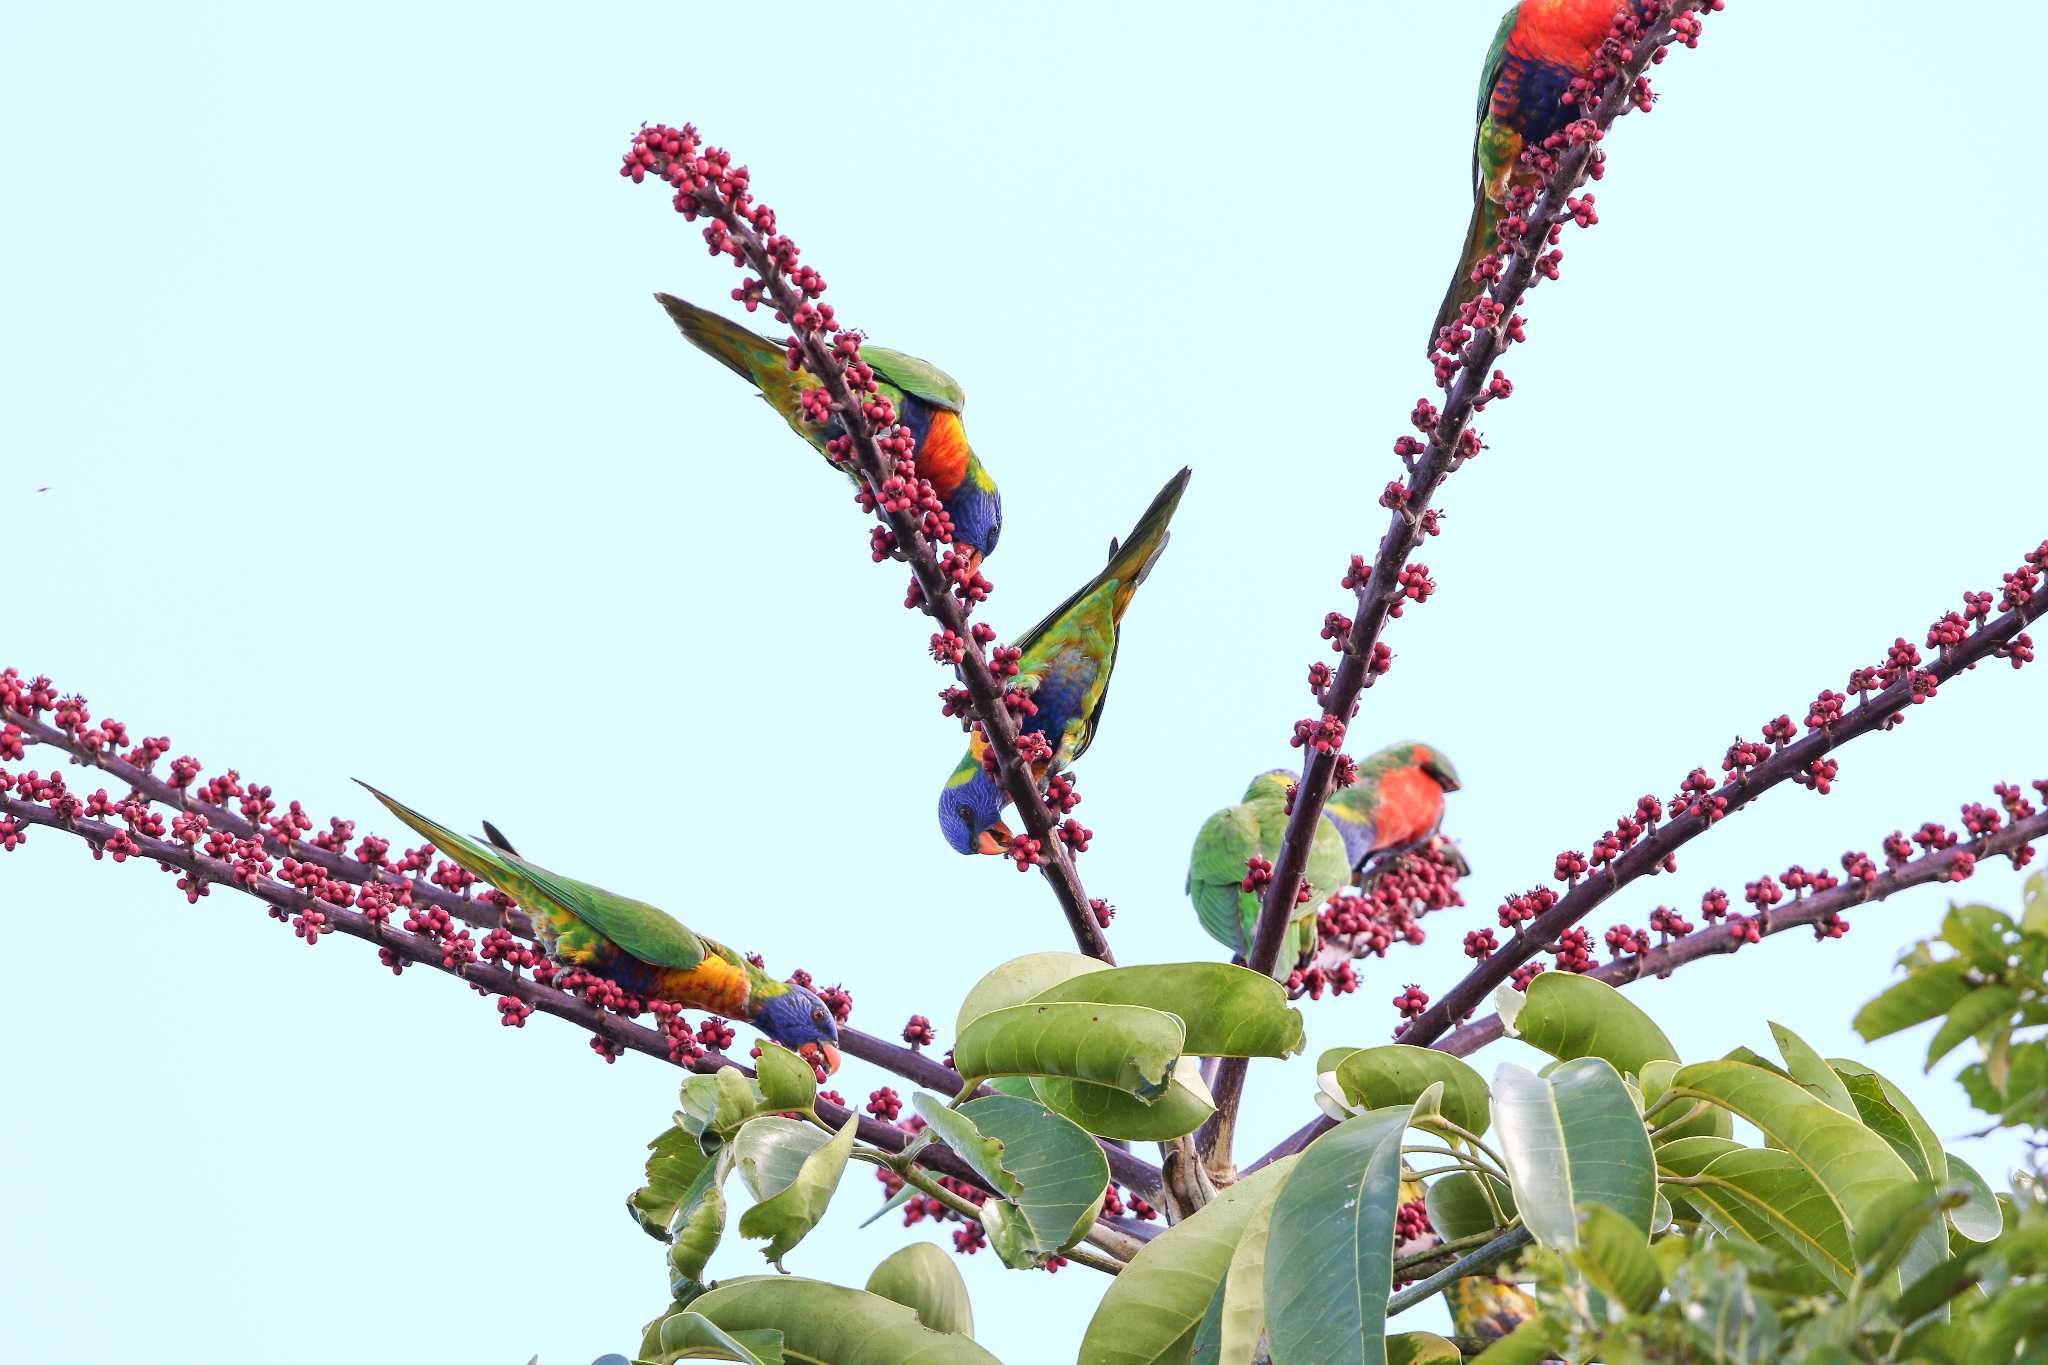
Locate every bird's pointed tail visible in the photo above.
<box><xmin>654</xmin><ymin>292</ymin><xmax>785</xmax><ymax>386</ymax></box>
<box><xmin>1428</xmin><ymin>196</ymin><xmax>1502</xmax><ymax>353</ymax></box>
<box><xmin>1105</xmin><ymin>466</ymin><xmax>1192</xmax><ymax>616</ymax></box>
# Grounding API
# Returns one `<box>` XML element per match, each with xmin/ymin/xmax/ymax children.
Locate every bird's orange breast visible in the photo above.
<box><xmin>654</xmin><ymin>954</ymin><xmax>754</xmax><ymax>1018</ymax></box>
<box><xmin>918</xmin><ymin>410</ymin><xmax>971</xmax><ymax>499</ymax></box>
<box><xmin>1373</xmin><ymin>766</ymin><xmax>1447</xmax><ymax>850</ymax></box>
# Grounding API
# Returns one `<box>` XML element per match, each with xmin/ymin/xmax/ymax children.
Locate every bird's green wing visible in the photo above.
<box><xmin>357</xmin><ymin>782</ymin><xmax>706</xmax><ymax>971</ymax></box>
<box><xmin>1187</xmin><ymin>803</ymin><xmax>1262</xmax><ymax>954</ymax></box>
<box><xmin>1302</xmin><ymin>812</ymin><xmax>1351</xmax><ymax>914</ymax></box>
<box><xmin>863</xmin><ymin>346</ymin><xmax>966</xmax><ymax>413</ymax></box>
<box><xmin>1477</xmin><ymin>5</ymin><xmax>1517</xmax><ymax>128</ymax></box>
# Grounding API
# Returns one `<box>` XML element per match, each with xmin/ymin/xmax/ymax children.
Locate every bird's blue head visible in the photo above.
<box><xmin>948</xmin><ymin>481</ymin><xmax>1003</xmax><ymax>563</ymax></box>
<box><xmin>938</xmin><ymin>756</ymin><xmax>1013</xmax><ymax>856</ymax></box>
<box><xmin>757</xmin><ymin>983</ymin><xmax>842</xmax><ymax>1076</ymax></box>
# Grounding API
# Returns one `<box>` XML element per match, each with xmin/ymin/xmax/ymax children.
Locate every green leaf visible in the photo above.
<box><xmin>1496</xmin><ymin>971</ymin><xmax>1678</xmax><ymax>1077</ymax></box>
<box><xmin>910</xmin><ymin>1096</ymin><xmax>1024</xmax><ymax>1202</ymax></box>
<box><xmin>1332</xmin><ymin>1045</ymin><xmax>1492</xmax><ymax>1136</ymax></box>
<box><xmin>1316</xmin><ymin>1046</ymin><xmax>1362</xmax><ymax>1076</ymax></box>
<box><xmin>1468</xmin><ymin>1319</ymin><xmax>1566</xmax><ymax>1364</ymax></box>
<box><xmin>1768</xmin><ymin>1022</ymin><xmax>1856</xmax><ymax>1116</ymax></box>
<box><xmin>676</xmin><ymin>1069</ymin><xmax>771</xmax><ymax>1153</ymax></box>
<box><xmin>1943</xmin><ymin>1152</ymin><xmax>2002</xmax><ymax>1242</ymax></box>
<box><xmin>2021</xmin><ymin>870</ymin><xmax>2047</xmax><ymax>934</ymax></box>
<box><xmin>953</xmin><ymin>1002</ymin><xmax>1184</xmax><ymax>1100</ymax></box>
<box><xmin>1033</xmin><ymin>1058</ymin><xmax>1215</xmax><ymax>1142</ymax></box>
<box><xmin>1683</xmin><ymin>1147</ymin><xmax>1854</xmax><ymax>1291</ymax></box>
<box><xmin>1385</xmin><ymin>1333</ymin><xmax>1461</xmax><ymax>1364</ymax></box>
<box><xmin>733</xmin><ymin>1114</ymin><xmax>857</xmax><ymax>1269</ymax></box>
<box><xmin>639</xmin><ymin>1310</ymin><xmax>783</xmax><ymax>1364</ymax></box>
<box><xmin>1026</xmin><ymin>963</ymin><xmax>1304</xmax><ymax>1059</ymax></box>
<box><xmin>1570</xmin><ymin>1203</ymin><xmax>1665</xmax><ymax>1313</ymax></box>
<box><xmin>636</xmin><ymin>1307</ymin><xmax>784</xmax><ymax>1364</ymax></box>
<box><xmin>1262</xmin><ymin>1104</ymin><xmax>1419</xmax><ymax>1365</ymax></box>
<box><xmin>1940</xmin><ymin>902</ymin><xmax>2013</xmax><ymax>975</ymax></box>
<box><xmin>668</xmin><ymin>1159</ymin><xmax>730</xmax><ymax>1293</ymax></box>
<box><xmin>1829</xmin><ymin>1059</ymin><xmax>1948</xmax><ymax>1196</ymax></box>
<box><xmin>1216</xmin><ymin>1175</ymin><xmax>1281</xmax><ymax>1365</ymax></box>
<box><xmin>866</xmin><ymin>1243</ymin><xmax>974</xmax><ymax>1337</ymax></box>
<box><xmin>1850</xmin><ymin>1180</ymin><xmax>1948</xmax><ymax>1289</ymax></box>
<box><xmin>1655</xmin><ymin>1133</ymin><xmax>1743</xmax><ymax>1226</ymax></box>
<box><xmin>1923</xmin><ymin>986</ymin><xmax>2019</xmax><ymax>1069</ymax></box>
<box><xmin>689</xmin><ymin>1278</ymin><xmax>1002</xmax><ymax>1364</ymax></box>
<box><xmin>1424</xmin><ymin>1170</ymin><xmax>1516</xmax><ymax>1241</ymax></box>
<box><xmin>753</xmin><ymin>1042</ymin><xmax>818</xmax><ymax>1116</ymax></box>
<box><xmin>956</xmin><ymin>952</ymin><xmax>1109</xmax><ymax>1035</ymax></box>
<box><xmin>959</xmin><ymin>1093</ymin><xmax>1110</xmax><ymax>1266</ymax></box>
<box><xmin>633</xmin><ymin>1125</ymin><xmax>715</xmax><ymax>1241</ymax></box>
<box><xmin>1492</xmin><ymin>1057</ymin><xmax>1657</xmax><ymax>1250</ymax></box>
<box><xmin>1664</xmin><ymin>1059</ymin><xmax>1918</xmax><ymax>1232</ymax></box>
<box><xmin>1187</xmin><ymin>1279</ymin><xmax>1227</xmax><ymax>1365</ymax></box>
<box><xmin>1676</xmin><ymin>1260</ymin><xmax>1778</xmax><ymax>1365</ymax></box>
<box><xmin>1642</xmin><ymin>1059</ymin><xmax>1734</xmax><ymax>1144</ymax></box>
<box><xmin>1853</xmin><ymin>959</ymin><xmax>1973</xmax><ymax>1042</ymax></box>
<box><xmin>1079</xmin><ymin>1158</ymin><xmax>1298</xmax><ymax>1365</ymax></box>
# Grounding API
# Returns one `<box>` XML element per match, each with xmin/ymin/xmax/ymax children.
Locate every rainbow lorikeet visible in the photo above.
<box><xmin>1431</xmin><ymin>0</ymin><xmax>1632</xmax><ymax>348</ymax></box>
<box><xmin>938</xmin><ymin>467</ymin><xmax>1191</xmax><ymax>855</ymax></box>
<box><xmin>360</xmin><ymin>784</ymin><xmax>842</xmax><ymax>1074</ymax></box>
<box><xmin>1324</xmin><ymin>743</ymin><xmax>1462</xmax><ymax>880</ymax></box>
<box><xmin>655</xmin><ymin>294</ymin><xmax>1003</xmax><ymax>564</ymax></box>
<box><xmin>1185</xmin><ymin>771</ymin><xmax>1351</xmax><ymax>978</ymax></box>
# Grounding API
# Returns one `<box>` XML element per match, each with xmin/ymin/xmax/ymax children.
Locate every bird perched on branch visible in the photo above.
<box><xmin>938</xmin><ymin>467</ymin><xmax>1191</xmax><ymax>856</ymax></box>
<box><xmin>655</xmin><ymin>293</ymin><xmax>1003</xmax><ymax>565</ymax></box>
<box><xmin>1431</xmin><ymin>0</ymin><xmax>1632</xmax><ymax>349</ymax></box>
<box><xmin>1186</xmin><ymin>771</ymin><xmax>1351</xmax><ymax>978</ymax></box>
<box><xmin>1325</xmin><ymin>743</ymin><xmax>1462</xmax><ymax>882</ymax></box>
<box><xmin>359</xmin><ymin>783</ymin><xmax>841</xmax><ymax>1074</ymax></box>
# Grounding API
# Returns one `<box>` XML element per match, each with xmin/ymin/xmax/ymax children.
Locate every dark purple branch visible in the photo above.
<box><xmin>1203</xmin><ymin>0</ymin><xmax>1710</xmax><ymax>1169</ymax></box>
<box><xmin>1249</xmin><ymin>789</ymin><xmax>2048</xmax><ymax>1173</ymax></box>
<box><xmin>1395</xmin><ymin>578</ymin><xmax>2047</xmax><ymax>1051</ymax></box>
<box><xmin>633</xmin><ymin>147</ymin><xmax>1113</xmax><ymax>963</ymax></box>
<box><xmin>1434</xmin><ymin>807</ymin><xmax>2048</xmax><ymax>1057</ymax></box>
<box><xmin>0</xmin><ymin>789</ymin><xmax>1163</xmax><ymax>1198</ymax></box>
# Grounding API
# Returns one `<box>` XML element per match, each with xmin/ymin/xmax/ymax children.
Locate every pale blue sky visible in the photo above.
<box><xmin>4</xmin><ymin>3</ymin><xmax>2043</xmax><ymax>1361</ymax></box>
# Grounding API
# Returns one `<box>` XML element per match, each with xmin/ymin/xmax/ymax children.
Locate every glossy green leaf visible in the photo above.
<box><xmin>733</xmin><ymin>1114</ymin><xmax>857</xmax><ymax>1269</ymax></box>
<box><xmin>953</xmin><ymin>1001</ymin><xmax>1184</xmax><ymax>1100</ymax></box>
<box><xmin>1079</xmin><ymin>1158</ymin><xmax>1298</xmax><ymax>1365</ymax></box>
<box><xmin>1664</xmin><ymin>1059</ymin><xmax>1918</xmax><ymax>1232</ymax></box>
<box><xmin>639</xmin><ymin>1309</ymin><xmax>783</xmax><ymax>1364</ymax></box>
<box><xmin>1187</xmin><ymin>1279</ymin><xmax>1227</xmax><ymax>1365</ymax></box>
<box><xmin>1852</xmin><ymin>959</ymin><xmax>1973</xmax><ymax>1042</ymax></box>
<box><xmin>1655</xmin><ymin>1133</ymin><xmax>1743</xmax><ymax>1225</ymax></box>
<box><xmin>1493</xmin><ymin>1057</ymin><xmax>1657</xmax><ymax>1250</ymax></box>
<box><xmin>1424</xmin><ymin>1170</ymin><xmax>1516</xmax><ymax>1241</ymax></box>
<box><xmin>1468</xmin><ymin>1319</ymin><xmax>1566</xmax><ymax>1364</ymax></box>
<box><xmin>1216</xmin><ymin>1175</ymin><xmax>1280</xmax><ymax>1365</ymax></box>
<box><xmin>956</xmin><ymin>952</ymin><xmax>1109</xmax><ymax>1036</ymax></box>
<box><xmin>1829</xmin><ymin>1059</ymin><xmax>1947</xmax><ymax>1188</ymax></box>
<box><xmin>669</xmin><ymin>1159</ymin><xmax>729</xmax><ymax>1293</ymax></box>
<box><xmin>866</xmin><ymin>1243</ymin><xmax>974</xmax><ymax>1337</ymax></box>
<box><xmin>1316</xmin><ymin>1046</ymin><xmax>1362</xmax><ymax>1075</ymax></box>
<box><xmin>1263</xmin><ymin>1104</ymin><xmax>1419</xmax><ymax>1365</ymax></box>
<box><xmin>1570</xmin><ymin>1202</ymin><xmax>1665</xmax><ymax>1312</ymax></box>
<box><xmin>1033</xmin><ymin>1058</ymin><xmax>1214</xmax><ymax>1142</ymax></box>
<box><xmin>959</xmin><ymin>1093</ymin><xmax>1110</xmax><ymax>1266</ymax></box>
<box><xmin>1026</xmin><ymin>963</ymin><xmax>1304</xmax><ymax>1059</ymax></box>
<box><xmin>1495</xmin><ymin>971</ymin><xmax>1678</xmax><ymax>1077</ymax></box>
<box><xmin>1332</xmin><ymin>1045</ymin><xmax>1491</xmax><ymax>1136</ymax></box>
<box><xmin>753</xmin><ymin>1042</ymin><xmax>817</xmax><ymax>1116</ymax></box>
<box><xmin>1683</xmin><ymin>1148</ymin><xmax>1854</xmax><ymax>1291</ymax></box>
<box><xmin>689</xmin><ymin>1278</ymin><xmax>1002</xmax><ymax>1364</ymax></box>
<box><xmin>1944</xmin><ymin>1152</ymin><xmax>2002</xmax><ymax>1242</ymax></box>
<box><xmin>1642</xmin><ymin>1059</ymin><xmax>1734</xmax><ymax>1144</ymax></box>
<box><xmin>1385</xmin><ymin>1333</ymin><xmax>1461</xmax><ymax>1364</ymax></box>
<box><xmin>676</xmin><ymin>1069</ymin><xmax>771</xmax><ymax>1152</ymax></box>
<box><xmin>633</xmin><ymin>1124</ymin><xmax>715</xmax><ymax>1241</ymax></box>
<box><xmin>911</xmin><ymin>1095</ymin><xmax>1025</xmax><ymax>1203</ymax></box>
<box><xmin>1768</xmin><ymin>1022</ymin><xmax>1855</xmax><ymax>1116</ymax></box>
<box><xmin>1940</xmin><ymin>903</ymin><xmax>2013</xmax><ymax>975</ymax></box>
<box><xmin>1923</xmin><ymin>986</ymin><xmax>2019</xmax><ymax>1069</ymax></box>
<box><xmin>1850</xmin><ymin>1180</ymin><xmax>1948</xmax><ymax>1289</ymax></box>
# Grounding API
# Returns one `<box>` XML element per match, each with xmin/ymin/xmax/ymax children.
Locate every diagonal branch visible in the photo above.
<box><xmin>1434</xmin><ymin>806</ymin><xmax>2048</xmax><ymax>1057</ymax></box>
<box><xmin>1202</xmin><ymin>0</ymin><xmax>1715</xmax><ymax>1171</ymax></box>
<box><xmin>623</xmin><ymin>128</ymin><xmax>1113</xmax><ymax>961</ymax></box>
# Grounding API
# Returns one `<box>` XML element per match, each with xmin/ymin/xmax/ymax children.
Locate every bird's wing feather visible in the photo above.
<box><xmin>1188</xmin><ymin>804</ymin><xmax>1262</xmax><ymax>953</ymax></box>
<box><xmin>863</xmin><ymin>346</ymin><xmax>967</xmax><ymax>413</ymax></box>
<box><xmin>357</xmin><ymin>782</ymin><xmax>706</xmax><ymax>971</ymax></box>
<box><xmin>1474</xmin><ymin>6</ymin><xmax>1520</xmax><ymax>186</ymax></box>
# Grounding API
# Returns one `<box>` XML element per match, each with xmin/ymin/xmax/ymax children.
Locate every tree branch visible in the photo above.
<box><xmin>623</xmin><ymin>128</ymin><xmax>1113</xmax><ymax>961</ymax></box>
<box><xmin>1202</xmin><ymin>0</ymin><xmax>1714</xmax><ymax>1174</ymax></box>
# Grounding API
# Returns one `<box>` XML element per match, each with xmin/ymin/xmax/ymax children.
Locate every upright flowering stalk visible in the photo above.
<box><xmin>1203</xmin><ymin>0</ymin><xmax>1722</xmax><ymax>1176</ymax></box>
<box><xmin>619</xmin><ymin>126</ymin><xmax>1115</xmax><ymax>961</ymax></box>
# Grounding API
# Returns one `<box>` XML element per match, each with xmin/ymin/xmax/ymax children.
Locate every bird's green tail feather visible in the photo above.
<box><xmin>1429</xmin><ymin>196</ymin><xmax>1501</xmax><ymax>353</ymax></box>
<box><xmin>655</xmin><ymin>292</ymin><xmax>786</xmax><ymax>388</ymax></box>
<box><xmin>1014</xmin><ymin>467</ymin><xmax>1192</xmax><ymax>652</ymax></box>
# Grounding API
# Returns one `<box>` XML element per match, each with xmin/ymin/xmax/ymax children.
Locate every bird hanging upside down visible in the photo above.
<box><xmin>937</xmin><ymin>467</ymin><xmax>1190</xmax><ymax>856</ymax></box>
<box><xmin>360</xmin><ymin>783</ymin><xmax>841</xmax><ymax>1075</ymax></box>
<box><xmin>1432</xmin><ymin>0</ymin><xmax>1636</xmax><ymax>350</ymax></box>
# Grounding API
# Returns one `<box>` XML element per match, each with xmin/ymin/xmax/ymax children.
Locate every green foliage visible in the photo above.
<box><xmin>1492</xmin><ymin>1057</ymin><xmax>1656</xmax><ymax>1249</ymax></box>
<box><xmin>910</xmin><ymin>1093</ymin><xmax>1110</xmax><ymax>1269</ymax></box>
<box><xmin>866</xmin><ymin>1243</ymin><xmax>976</xmax><ymax>1337</ymax></box>
<box><xmin>1495</xmin><ymin>970</ymin><xmax>1679</xmax><ymax>1077</ymax></box>
<box><xmin>953</xmin><ymin>1001</ymin><xmax>1185</xmax><ymax>1100</ymax></box>
<box><xmin>683</xmin><ymin>1278</ymin><xmax>1002</xmax><ymax>1363</ymax></box>
<box><xmin>733</xmin><ymin>1114</ymin><xmax>858</xmax><ymax>1270</ymax></box>
<box><xmin>1330</xmin><ymin>1046</ymin><xmax>1491</xmax><ymax>1135</ymax></box>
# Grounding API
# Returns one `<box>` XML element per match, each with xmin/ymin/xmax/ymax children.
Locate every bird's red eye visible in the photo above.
<box><xmin>812</xmin><ymin>1008</ymin><xmax>826</xmax><ymax>1025</ymax></box>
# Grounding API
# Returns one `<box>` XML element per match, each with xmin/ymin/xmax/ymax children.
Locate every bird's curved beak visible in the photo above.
<box><xmin>801</xmin><ymin>1041</ymin><xmax>841</xmax><ymax>1077</ymax></box>
<box><xmin>974</xmin><ymin>821</ymin><xmax>1013</xmax><ymax>856</ymax></box>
